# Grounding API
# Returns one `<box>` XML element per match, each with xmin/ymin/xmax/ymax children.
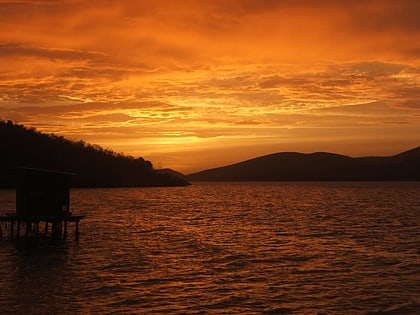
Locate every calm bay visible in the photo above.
<box><xmin>0</xmin><ymin>182</ymin><xmax>419</xmax><ymax>314</ymax></box>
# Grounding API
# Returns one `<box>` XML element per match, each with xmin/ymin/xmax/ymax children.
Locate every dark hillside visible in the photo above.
<box><xmin>0</xmin><ymin>120</ymin><xmax>189</xmax><ymax>187</ymax></box>
<box><xmin>187</xmin><ymin>147</ymin><xmax>420</xmax><ymax>181</ymax></box>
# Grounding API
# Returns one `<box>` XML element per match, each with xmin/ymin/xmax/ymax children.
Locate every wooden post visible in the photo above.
<box><xmin>75</xmin><ymin>220</ymin><xmax>80</xmax><ymax>238</ymax></box>
<box><xmin>17</xmin><ymin>220</ymin><xmax>21</xmax><ymax>238</ymax></box>
<box><xmin>0</xmin><ymin>215</ymin><xmax>84</xmax><ymax>239</ymax></box>
<box><xmin>52</xmin><ymin>221</ymin><xmax>58</xmax><ymax>237</ymax></box>
<box><xmin>25</xmin><ymin>222</ymin><xmax>30</xmax><ymax>237</ymax></box>
<box><xmin>35</xmin><ymin>221</ymin><xmax>39</xmax><ymax>237</ymax></box>
<box><xmin>52</xmin><ymin>221</ymin><xmax>63</xmax><ymax>237</ymax></box>
<box><xmin>63</xmin><ymin>220</ymin><xmax>68</xmax><ymax>238</ymax></box>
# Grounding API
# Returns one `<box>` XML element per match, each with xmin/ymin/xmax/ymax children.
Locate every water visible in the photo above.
<box><xmin>0</xmin><ymin>182</ymin><xmax>419</xmax><ymax>314</ymax></box>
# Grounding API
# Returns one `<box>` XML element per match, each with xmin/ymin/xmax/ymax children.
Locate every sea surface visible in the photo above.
<box><xmin>0</xmin><ymin>182</ymin><xmax>419</xmax><ymax>314</ymax></box>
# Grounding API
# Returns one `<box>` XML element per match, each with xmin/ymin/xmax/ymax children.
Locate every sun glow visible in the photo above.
<box><xmin>1</xmin><ymin>1</ymin><xmax>419</xmax><ymax>173</ymax></box>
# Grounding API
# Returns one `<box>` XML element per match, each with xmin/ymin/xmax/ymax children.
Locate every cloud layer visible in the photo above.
<box><xmin>1</xmin><ymin>0</ymin><xmax>419</xmax><ymax>172</ymax></box>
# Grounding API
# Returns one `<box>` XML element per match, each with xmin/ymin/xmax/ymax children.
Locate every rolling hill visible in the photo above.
<box><xmin>187</xmin><ymin>147</ymin><xmax>420</xmax><ymax>181</ymax></box>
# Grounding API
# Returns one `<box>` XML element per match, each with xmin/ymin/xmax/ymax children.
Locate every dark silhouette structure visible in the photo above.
<box><xmin>0</xmin><ymin>168</ymin><xmax>84</xmax><ymax>239</ymax></box>
<box><xmin>16</xmin><ymin>168</ymin><xmax>72</xmax><ymax>217</ymax></box>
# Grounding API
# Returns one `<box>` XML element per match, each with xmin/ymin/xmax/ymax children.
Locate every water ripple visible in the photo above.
<box><xmin>0</xmin><ymin>182</ymin><xmax>419</xmax><ymax>314</ymax></box>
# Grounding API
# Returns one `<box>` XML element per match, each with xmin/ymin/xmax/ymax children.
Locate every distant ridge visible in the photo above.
<box><xmin>0</xmin><ymin>120</ymin><xmax>190</xmax><ymax>187</ymax></box>
<box><xmin>187</xmin><ymin>147</ymin><xmax>420</xmax><ymax>181</ymax></box>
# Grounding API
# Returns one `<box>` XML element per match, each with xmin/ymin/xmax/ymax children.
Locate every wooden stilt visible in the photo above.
<box><xmin>75</xmin><ymin>220</ymin><xmax>80</xmax><ymax>237</ymax></box>
<box><xmin>0</xmin><ymin>215</ymin><xmax>84</xmax><ymax>239</ymax></box>
<box><xmin>52</xmin><ymin>221</ymin><xmax>58</xmax><ymax>237</ymax></box>
<box><xmin>25</xmin><ymin>222</ymin><xmax>30</xmax><ymax>237</ymax></box>
<box><xmin>35</xmin><ymin>221</ymin><xmax>39</xmax><ymax>237</ymax></box>
<box><xmin>17</xmin><ymin>220</ymin><xmax>21</xmax><ymax>238</ymax></box>
<box><xmin>64</xmin><ymin>220</ymin><xmax>68</xmax><ymax>237</ymax></box>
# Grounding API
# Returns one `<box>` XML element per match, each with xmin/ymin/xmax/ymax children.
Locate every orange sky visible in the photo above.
<box><xmin>1</xmin><ymin>0</ymin><xmax>419</xmax><ymax>173</ymax></box>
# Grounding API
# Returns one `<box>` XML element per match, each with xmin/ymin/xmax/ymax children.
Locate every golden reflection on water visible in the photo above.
<box><xmin>0</xmin><ymin>182</ymin><xmax>419</xmax><ymax>314</ymax></box>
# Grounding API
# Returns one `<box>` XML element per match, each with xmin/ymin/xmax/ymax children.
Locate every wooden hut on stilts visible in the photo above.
<box><xmin>0</xmin><ymin>168</ymin><xmax>84</xmax><ymax>239</ymax></box>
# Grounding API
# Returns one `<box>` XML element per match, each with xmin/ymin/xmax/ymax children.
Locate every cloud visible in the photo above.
<box><xmin>258</xmin><ymin>75</ymin><xmax>309</xmax><ymax>89</ymax></box>
<box><xmin>351</xmin><ymin>1</ymin><xmax>420</xmax><ymax>34</ymax></box>
<box><xmin>333</xmin><ymin>62</ymin><xmax>408</xmax><ymax>78</ymax></box>
<box><xmin>2</xmin><ymin>1</ymin><xmax>419</xmax><ymax>70</ymax></box>
<box><xmin>0</xmin><ymin>0</ymin><xmax>419</xmax><ymax>172</ymax></box>
<box><xmin>0</xmin><ymin>42</ymin><xmax>105</xmax><ymax>61</ymax></box>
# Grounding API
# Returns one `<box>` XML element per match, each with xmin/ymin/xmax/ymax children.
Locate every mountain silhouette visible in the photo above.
<box><xmin>0</xmin><ymin>120</ymin><xmax>189</xmax><ymax>187</ymax></box>
<box><xmin>187</xmin><ymin>147</ymin><xmax>420</xmax><ymax>181</ymax></box>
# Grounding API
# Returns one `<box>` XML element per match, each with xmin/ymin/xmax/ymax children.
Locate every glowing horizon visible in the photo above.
<box><xmin>1</xmin><ymin>1</ymin><xmax>419</xmax><ymax>173</ymax></box>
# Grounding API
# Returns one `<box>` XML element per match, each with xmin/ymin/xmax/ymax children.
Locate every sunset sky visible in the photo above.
<box><xmin>1</xmin><ymin>0</ymin><xmax>419</xmax><ymax>173</ymax></box>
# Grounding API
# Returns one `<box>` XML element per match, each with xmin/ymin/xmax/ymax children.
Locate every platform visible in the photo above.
<box><xmin>0</xmin><ymin>213</ymin><xmax>85</xmax><ymax>239</ymax></box>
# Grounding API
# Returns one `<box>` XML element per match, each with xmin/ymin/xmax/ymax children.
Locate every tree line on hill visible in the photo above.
<box><xmin>0</xmin><ymin>120</ymin><xmax>189</xmax><ymax>187</ymax></box>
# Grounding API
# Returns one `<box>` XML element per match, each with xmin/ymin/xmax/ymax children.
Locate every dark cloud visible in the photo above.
<box><xmin>0</xmin><ymin>43</ymin><xmax>105</xmax><ymax>61</ymax></box>
<box><xmin>350</xmin><ymin>1</ymin><xmax>420</xmax><ymax>33</ymax></box>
